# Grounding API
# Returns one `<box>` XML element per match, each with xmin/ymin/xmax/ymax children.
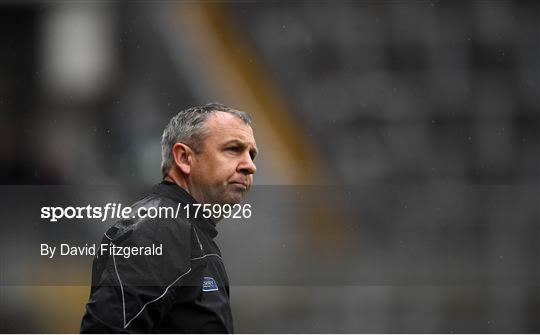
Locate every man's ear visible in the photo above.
<box><xmin>171</xmin><ymin>143</ymin><xmax>192</xmax><ymax>175</ymax></box>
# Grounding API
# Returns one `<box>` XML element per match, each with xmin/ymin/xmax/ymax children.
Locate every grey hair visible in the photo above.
<box><xmin>160</xmin><ymin>102</ymin><xmax>252</xmax><ymax>177</ymax></box>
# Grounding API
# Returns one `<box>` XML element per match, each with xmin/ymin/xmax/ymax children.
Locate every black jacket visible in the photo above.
<box><xmin>80</xmin><ymin>181</ymin><xmax>234</xmax><ymax>333</ymax></box>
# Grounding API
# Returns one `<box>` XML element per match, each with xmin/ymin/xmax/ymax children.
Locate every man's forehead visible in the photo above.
<box><xmin>205</xmin><ymin>112</ymin><xmax>253</xmax><ymax>139</ymax></box>
<box><xmin>205</xmin><ymin>112</ymin><xmax>256</xmax><ymax>142</ymax></box>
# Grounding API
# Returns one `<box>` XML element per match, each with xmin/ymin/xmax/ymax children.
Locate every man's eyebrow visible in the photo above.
<box><xmin>222</xmin><ymin>139</ymin><xmax>259</xmax><ymax>156</ymax></box>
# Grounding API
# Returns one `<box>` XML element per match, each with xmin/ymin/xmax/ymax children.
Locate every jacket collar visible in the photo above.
<box><xmin>152</xmin><ymin>180</ymin><xmax>218</xmax><ymax>239</ymax></box>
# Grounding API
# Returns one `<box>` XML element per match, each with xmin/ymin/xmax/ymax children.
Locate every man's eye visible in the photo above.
<box><xmin>226</xmin><ymin>147</ymin><xmax>240</xmax><ymax>152</ymax></box>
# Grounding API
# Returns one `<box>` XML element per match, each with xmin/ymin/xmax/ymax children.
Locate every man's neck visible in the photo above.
<box><xmin>163</xmin><ymin>174</ymin><xmax>224</xmax><ymax>223</ymax></box>
<box><xmin>164</xmin><ymin>174</ymin><xmax>190</xmax><ymax>194</ymax></box>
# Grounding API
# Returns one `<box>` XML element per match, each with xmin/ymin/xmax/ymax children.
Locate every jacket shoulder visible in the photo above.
<box><xmin>105</xmin><ymin>194</ymin><xmax>191</xmax><ymax>245</ymax></box>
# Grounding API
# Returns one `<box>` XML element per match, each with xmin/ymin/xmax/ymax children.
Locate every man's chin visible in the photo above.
<box><xmin>221</xmin><ymin>190</ymin><xmax>246</xmax><ymax>205</ymax></box>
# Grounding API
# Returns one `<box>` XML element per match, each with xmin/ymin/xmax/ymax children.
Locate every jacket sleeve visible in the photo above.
<box><xmin>80</xmin><ymin>216</ymin><xmax>192</xmax><ymax>333</ymax></box>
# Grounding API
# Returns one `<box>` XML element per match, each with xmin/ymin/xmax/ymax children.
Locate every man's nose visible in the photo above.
<box><xmin>239</xmin><ymin>154</ymin><xmax>257</xmax><ymax>175</ymax></box>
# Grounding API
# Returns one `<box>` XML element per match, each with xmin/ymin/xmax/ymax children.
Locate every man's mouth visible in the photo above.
<box><xmin>230</xmin><ymin>181</ymin><xmax>248</xmax><ymax>190</ymax></box>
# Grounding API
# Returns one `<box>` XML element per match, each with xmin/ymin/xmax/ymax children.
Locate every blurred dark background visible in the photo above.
<box><xmin>0</xmin><ymin>1</ymin><xmax>538</xmax><ymax>333</ymax></box>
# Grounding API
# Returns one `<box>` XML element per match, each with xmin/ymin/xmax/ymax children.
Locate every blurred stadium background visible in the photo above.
<box><xmin>0</xmin><ymin>1</ymin><xmax>538</xmax><ymax>333</ymax></box>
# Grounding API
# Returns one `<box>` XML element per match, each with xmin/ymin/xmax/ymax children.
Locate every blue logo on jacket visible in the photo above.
<box><xmin>202</xmin><ymin>277</ymin><xmax>218</xmax><ymax>292</ymax></box>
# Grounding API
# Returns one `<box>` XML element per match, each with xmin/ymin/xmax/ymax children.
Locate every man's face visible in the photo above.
<box><xmin>188</xmin><ymin>112</ymin><xmax>258</xmax><ymax>205</ymax></box>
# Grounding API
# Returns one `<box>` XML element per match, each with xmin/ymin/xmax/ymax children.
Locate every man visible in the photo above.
<box><xmin>81</xmin><ymin>103</ymin><xmax>257</xmax><ymax>333</ymax></box>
